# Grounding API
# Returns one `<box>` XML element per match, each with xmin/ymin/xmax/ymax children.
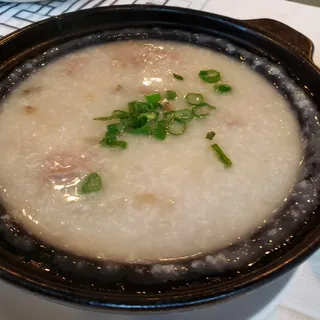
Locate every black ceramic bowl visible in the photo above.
<box><xmin>0</xmin><ymin>5</ymin><xmax>319</xmax><ymax>313</ymax></box>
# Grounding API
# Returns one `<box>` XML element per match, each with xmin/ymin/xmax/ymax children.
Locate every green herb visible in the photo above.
<box><xmin>93</xmin><ymin>116</ymin><xmax>115</xmax><ymax>121</ymax></box>
<box><xmin>199</xmin><ymin>69</ymin><xmax>221</xmax><ymax>83</ymax></box>
<box><xmin>214</xmin><ymin>84</ymin><xmax>232</xmax><ymax>94</ymax></box>
<box><xmin>145</xmin><ymin>93</ymin><xmax>161</xmax><ymax>105</ymax></box>
<box><xmin>104</xmin><ymin>130</ymin><xmax>119</xmax><ymax>141</ymax></box>
<box><xmin>168</xmin><ymin>119</ymin><xmax>186</xmax><ymax>135</ymax></box>
<box><xmin>107</xmin><ymin>123</ymin><xmax>125</xmax><ymax>133</ymax></box>
<box><xmin>192</xmin><ymin>102</ymin><xmax>216</xmax><ymax>117</ymax></box>
<box><xmin>93</xmin><ymin>110</ymin><xmax>130</xmax><ymax>121</ymax></box>
<box><xmin>185</xmin><ymin>93</ymin><xmax>204</xmax><ymax>105</ymax></box>
<box><xmin>154</xmin><ymin>120</ymin><xmax>168</xmax><ymax>140</ymax></box>
<box><xmin>191</xmin><ymin>102</ymin><xmax>216</xmax><ymax>118</ymax></box>
<box><xmin>206</xmin><ymin>131</ymin><xmax>216</xmax><ymax>140</ymax></box>
<box><xmin>94</xmin><ymin>86</ymin><xmax>219</xmax><ymax>151</ymax></box>
<box><xmin>139</xmin><ymin>112</ymin><xmax>159</xmax><ymax>120</ymax></box>
<box><xmin>165</xmin><ymin>90</ymin><xmax>177</xmax><ymax>100</ymax></box>
<box><xmin>112</xmin><ymin>110</ymin><xmax>131</xmax><ymax>119</ymax></box>
<box><xmin>198</xmin><ymin>102</ymin><xmax>216</xmax><ymax>109</ymax></box>
<box><xmin>174</xmin><ymin>109</ymin><xmax>194</xmax><ymax>121</ymax></box>
<box><xmin>126</xmin><ymin>115</ymin><xmax>148</xmax><ymax>130</ymax></box>
<box><xmin>80</xmin><ymin>172</ymin><xmax>102</xmax><ymax>194</ymax></box>
<box><xmin>173</xmin><ymin>73</ymin><xmax>184</xmax><ymax>80</ymax></box>
<box><xmin>129</xmin><ymin>125</ymin><xmax>153</xmax><ymax>135</ymax></box>
<box><xmin>192</xmin><ymin>106</ymin><xmax>209</xmax><ymax>117</ymax></box>
<box><xmin>100</xmin><ymin>138</ymin><xmax>128</xmax><ymax>149</ymax></box>
<box><xmin>129</xmin><ymin>101</ymin><xmax>154</xmax><ymax>115</ymax></box>
<box><xmin>211</xmin><ymin>143</ymin><xmax>232</xmax><ymax>167</ymax></box>
<box><xmin>163</xmin><ymin>111</ymin><xmax>175</xmax><ymax>121</ymax></box>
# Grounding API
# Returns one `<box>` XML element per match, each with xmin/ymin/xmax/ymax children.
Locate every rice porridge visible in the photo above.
<box><xmin>0</xmin><ymin>40</ymin><xmax>302</xmax><ymax>263</ymax></box>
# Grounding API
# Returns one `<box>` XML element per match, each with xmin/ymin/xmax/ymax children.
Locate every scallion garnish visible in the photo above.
<box><xmin>198</xmin><ymin>102</ymin><xmax>216</xmax><ymax>109</ymax></box>
<box><xmin>107</xmin><ymin>123</ymin><xmax>125</xmax><ymax>133</ymax></box>
<box><xmin>129</xmin><ymin>101</ymin><xmax>154</xmax><ymax>114</ymax></box>
<box><xmin>145</xmin><ymin>93</ymin><xmax>161</xmax><ymax>105</ymax></box>
<box><xmin>128</xmin><ymin>124</ymin><xmax>153</xmax><ymax>135</ymax></box>
<box><xmin>104</xmin><ymin>130</ymin><xmax>119</xmax><ymax>141</ymax></box>
<box><xmin>214</xmin><ymin>84</ymin><xmax>232</xmax><ymax>94</ymax></box>
<box><xmin>163</xmin><ymin>111</ymin><xmax>175</xmax><ymax>121</ymax></box>
<box><xmin>174</xmin><ymin>109</ymin><xmax>194</xmax><ymax>121</ymax></box>
<box><xmin>199</xmin><ymin>69</ymin><xmax>221</xmax><ymax>83</ymax></box>
<box><xmin>192</xmin><ymin>102</ymin><xmax>216</xmax><ymax>117</ymax></box>
<box><xmin>165</xmin><ymin>90</ymin><xmax>177</xmax><ymax>100</ymax></box>
<box><xmin>168</xmin><ymin>119</ymin><xmax>186</xmax><ymax>135</ymax></box>
<box><xmin>94</xmin><ymin>81</ymin><xmax>221</xmax><ymax>152</ymax></box>
<box><xmin>92</xmin><ymin>69</ymin><xmax>235</xmax><ymax>171</ymax></box>
<box><xmin>125</xmin><ymin>116</ymin><xmax>153</xmax><ymax>135</ymax></box>
<box><xmin>211</xmin><ymin>143</ymin><xmax>232</xmax><ymax>167</ymax></box>
<box><xmin>192</xmin><ymin>106</ymin><xmax>209</xmax><ymax>117</ymax></box>
<box><xmin>206</xmin><ymin>131</ymin><xmax>216</xmax><ymax>140</ymax></box>
<box><xmin>112</xmin><ymin>110</ymin><xmax>131</xmax><ymax>119</ymax></box>
<box><xmin>127</xmin><ymin>115</ymin><xmax>148</xmax><ymax>130</ymax></box>
<box><xmin>173</xmin><ymin>73</ymin><xmax>184</xmax><ymax>80</ymax></box>
<box><xmin>139</xmin><ymin>112</ymin><xmax>159</xmax><ymax>120</ymax></box>
<box><xmin>80</xmin><ymin>172</ymin><xmax>102</xmax><ymax>194</ymax></box>
<box><xmin>93</xmin><ymin>110</ymin><xmax>130</xmax><ymax>121</ymax></box>
<box><xmin>185</xmin><ymin>93</ymin><xmax>204</xmax><ymax>105</ymax></box>
<box><xmin>93</xmin><ymin>116</ymin><xmax>115</xmax><ymax>121</ymax></box>
<box><xmin>154</xmin><ymin>120</ymin><xmax>168</xmax><ymax>140</ymax></box>
<box><xmin>100</xmin><ymin>138</ymin><xmax>128</xmax><ymax>149</ymax></box>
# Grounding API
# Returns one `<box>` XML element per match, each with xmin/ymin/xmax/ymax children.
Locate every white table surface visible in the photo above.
<box><xmin>0</xmin><ymin>0</ymin><xmax>319</xmax><ymax>319</ymax></box>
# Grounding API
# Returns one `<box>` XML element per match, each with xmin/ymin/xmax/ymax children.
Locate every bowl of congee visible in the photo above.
<box><xmin>0</xmin><ymin>5</ymin><xmax>319</xmax><ymax>312</ymax></box>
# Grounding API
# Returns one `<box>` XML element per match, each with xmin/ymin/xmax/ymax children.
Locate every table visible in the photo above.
<box><xmin>0</xmin><ymin>0</ymin><xmax>319</xmax><ymax>319</ymax></box>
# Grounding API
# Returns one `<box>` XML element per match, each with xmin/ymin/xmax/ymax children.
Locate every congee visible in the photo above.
<box><xmin>0</xmin><ymin>40</ymin><xmax>302</xmax><ymax>263</ymax></box>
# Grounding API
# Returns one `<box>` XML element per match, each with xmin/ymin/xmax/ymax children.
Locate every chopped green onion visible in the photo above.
<box><xmin>165</xmin><ymin>90</ymin><xmax>177</xmax><ymax>100</ymax></box>
<box><xmin>198</xmin><ymin>102</ymin><xmax>216</xmax><ymax>109</ymax></box>
<box><xmin>156</xmin><ymin>103</ymin><xmax>164</xmax><ymax>109</ymax></box>
<box><xmin>168</xmin><ymin>119</ymin><xmax>186</xmax><ymax>135</ymax></box>
<box><xmin>164</xmin><ymin>111</ymin><xmax>175</xmax><ymax>121</ymax></box>
<box><xmin>154</xmin><ymin>120</ymin><xmax>168</xmax><ymax>140</ymax></box>
<box><xmin>145</xmin><ymin>93</ymin><xmax>161</xmax><ymax>105</ymax></box>
<box><xmin>80</xmin><ymin>173</ymin><xmax>102</xmax><ymax>194</ymax></box>
<box><xmin>112</xmin><ymin>110</ymin><xmax>131</xmax><ymax>119</ymax></box>
<box><xmin>93</xmin><ymin>116</ymin><xmax>115</xmax><ymax>121</ymax></box>
<box><xmin>129</xmin><ymin>101</ymin><xmax>154</xmax><ymax>115</ymax></box>
<box><xmin>206</xmin><ymin>131</ymin><xmax>216</xmax><ymax>140</ymax></box>
<box><xmin>104</xmin><ymin>130</ymin><xmax>119</xmax><ymax>141</ymax></box>
<box><xmin>139</xmin><ymin>112</ymin><xmax>159</xmax><ymax>120</ymax></box>
<box><xmin>174</xmin><ymin>109</ymin><xmax>194</xmax><ymax>121</ymax></box>
<box><xmin>94</xmin><ymin>86</ymin><xmax>225</xmax><ymax>152</ymax></box>
<box><xmin>185</xmin><ymin>93</ymin><xmax>204</xmax><ymax>105</ymax></box>
<box><xmin>211</xmin><ymin>143</ymin><xmax>232</xmax><ymax>167</ymax></box>
<box><xmin>128</xmin><ymin>124</ymin><xmax>153</xmax><ymax>135</ymax></box>
<box><xmin>192</xmin><ymin>103</ymin><xmax>216</xmax><ymax>117</ymax></box>
<box><xmin>199</xmin><ymin>69</ymin><xmax>221</xmax><ymax>83</ymax></box>
<box><xmin>128</xmin><ymin>101</ymin><xmax>136</xmax><ymax>111</ymax></box>
<box><xmin>107</xmin><ymin>123</ymin><xmax>124</xmax><ymax>133</ymax></box>
<box><xmin>192</xmin><ymin>106</ymin><xmax>209</xmax><ymax>117</ymax></box>
<box><xmin>214</xmin><ymin>84</ymin><xmax>232</xmax><ymax>94</ymax></box>
<box><xmin>124</xmin><ymin>115</ymin><xmax>153</xmax><ymax>135</ymax></box>
<box><xmin>173</xmin><ymin>73</ymin><xmax>184</xmax><ymax>80</ymax></box>
<box><xmin>110</xmin><ymin>140</ymin><xmax>128</xmax><ymax>149</ymax></box>
<box><xmin>100</xmin><ymin>138</ymin><xmax>128</xmax><ymax>149</ymax></box>
<box><xmin>93</xmin><ymin>110</ymin><xmax>130</xmax><ymax>121</ymax></box>
<box><xmin>121</xmin><ymin>116</ymin><xmax>150</xmax><ymax>133</ymax></box>
<box><xmin>123</xmin><ymin>115</ymin><xmax>148</xmax><ymax>131</ymax></box>
<box><xmin>119</xmin><ymin>117</ymin><xmax>133</xmax><ymax>129</ymax></box>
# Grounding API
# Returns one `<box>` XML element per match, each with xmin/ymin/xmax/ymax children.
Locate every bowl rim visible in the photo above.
<box><xmin>0</xmin><ymin>4</ymin><xmax>319</xmax><ymax>312</ymax></box>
